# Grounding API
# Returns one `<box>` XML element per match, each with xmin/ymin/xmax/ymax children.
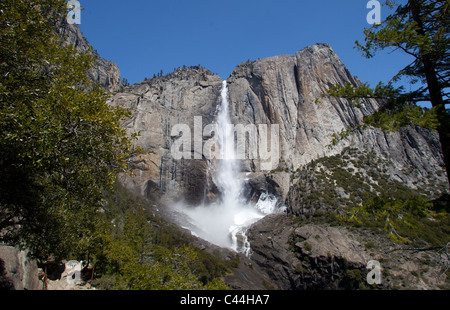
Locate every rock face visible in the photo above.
<box><xmin>291</xmin><ymin>224</ymin><xmax>372</xmax><ymax>290</ymax></box>
<box><xmin>0</xmin><ymin>246</ymin><xmax>40</xmax><ymax>290</ymax></box>
<box><xmin>247</xmin><ymin>214</ymin><xmax>449</xmax><ymax>290</ymax></box>
<box><xmin>247</xmin><ymin>214</ymin><xmax>372</xmax><ymax>290</ymax></box>
<box><xmin>227</xmin><ymin>43</ymin><xmax>378</xmax><ymax>170</ymax></box>
<box><xmin>227</xmin><ymin>44</ymin><xmax>446</xmax><ymax>205</ymax></box>
<box><xmin>57</xmin><ymin>20</ymin><xmax>122</xmax><ymax>93</ymax></box>
<box><xmin>56</xmin><ymin>18</ymin><xmax>447</xmax><ymax>207</ymax></box>
<box><xmin>110</xmin><ymin>66</ymin><xmax>223</xmax><ymax>204</ymax></box>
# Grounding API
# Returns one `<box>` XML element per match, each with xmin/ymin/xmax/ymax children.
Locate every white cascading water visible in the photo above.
<box><xmin>173</xmin><ymin>81</ymin><xmax>282</xmax><ymax>256</ymax></box>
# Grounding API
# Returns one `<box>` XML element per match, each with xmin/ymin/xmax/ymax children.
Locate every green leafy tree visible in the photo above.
<box><xmin>0</xmin><ymin>0</ymin><xmax>135</xmax><ymax>263</ymax></box>
<box><xmin>103</xmin><ymin>207</ymin><xmax>230</xmax><ymax>290</ymax></box>
<box><xmin>325</xmin><ymin>0</ymin><xmax>449</xmax><ymax>184</ymax></box>
<box><xmin>115</xmin><ymin>246</ymin><xmax>203</xmax><ymax>290</ymax></box>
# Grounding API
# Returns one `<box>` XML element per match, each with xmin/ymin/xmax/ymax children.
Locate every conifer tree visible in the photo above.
<box><xmin>325</xmin><ymin>0</ymin><xmax>449</xmax><ymax>184</ymax></box>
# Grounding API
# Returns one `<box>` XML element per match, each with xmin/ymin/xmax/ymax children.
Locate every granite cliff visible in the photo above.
<box><xmin>110</xmin><ymin>66</ymin><xmax>223</xmax><ymax>204</ymax></box>
<box><xmin>225</xmin><ymin>43</ymin><xmax>446</xmax><ymax>214</ymax></box>
<box><xmin>112</xmin><ymin>43</ymin><xmax>447</xmax><ymax>209</ymax></box>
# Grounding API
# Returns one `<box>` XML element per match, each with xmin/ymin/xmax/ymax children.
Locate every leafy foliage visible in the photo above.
<box><xmin>339</xmin><ymin>196</ymin><xmax>450</xmax><ymax>246</ymax></box>
<box><xmin>90</xmin><ymin>183</ymin><xmax>232</xmax><ymax>290</ymax></box>
<box><xmin>0</xmin><ymin>0</ymin><xmax>136</xmax><ymax>262</ymax></box>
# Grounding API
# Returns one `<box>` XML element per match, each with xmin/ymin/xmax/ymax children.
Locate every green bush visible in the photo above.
<box><xmin>340</xmin><ymin>196</ymin><xmax>450</xmax><ymax>246</ymax></box>
<box><xmin>86</xmin><ymin>182</ymin><xmax>233</xmax><ymax>290</ymax></box>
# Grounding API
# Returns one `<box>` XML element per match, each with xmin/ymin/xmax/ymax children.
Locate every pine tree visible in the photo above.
<box><xmin>325</xmin><ymin>0</ymin><xmax>449</xmax><ymax>184</ymax></box>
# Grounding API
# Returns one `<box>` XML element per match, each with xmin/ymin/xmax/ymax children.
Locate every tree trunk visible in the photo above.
<box><xmin>410</xmin><ymin>0</ymin><xmax>450</xmax><ymax>186</ymax></box>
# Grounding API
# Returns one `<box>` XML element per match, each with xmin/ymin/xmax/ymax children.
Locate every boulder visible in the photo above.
<box><xmin>0</xmin><ymin>245</ymin><xmax>40</xmax><ymax>290</ymax></box>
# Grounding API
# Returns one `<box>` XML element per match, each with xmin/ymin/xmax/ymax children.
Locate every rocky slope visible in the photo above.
<box><xmin>247</xmin><ymin>214</ymin><xmax>449</xmax><ymax>290</ymax></box>
<box><xmin>286</xmin><ymin>145</ymin><xmax>448</xmax><ymax>217</ymax></box>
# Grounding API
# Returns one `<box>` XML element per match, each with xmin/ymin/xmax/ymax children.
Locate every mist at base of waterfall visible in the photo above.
<box><xmin>171</xmin><ymin>192</ymin><xmax>283</xmax><ymax>255</ymax></box>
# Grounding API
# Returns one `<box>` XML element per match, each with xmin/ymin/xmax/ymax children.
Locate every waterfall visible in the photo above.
<box><xmin>214</xmin><ymin>81</ymin><xmax>243</xmax><ymax>215</ymax></box>
<box><xmin>172</xmin><ymin>81</ymin><xmax>282</xmax><ymax>256</ymax></box>
<box><xmin>215</xmin><ymin>80</ymin><xmax>257</xmax><ymax>256</ymax></box>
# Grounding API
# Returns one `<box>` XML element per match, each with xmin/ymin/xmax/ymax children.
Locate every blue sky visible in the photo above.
<box><xmin>78</xmin><ymin>0</ymin><xmax>414</xmax><ymax>89</ymax></box>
